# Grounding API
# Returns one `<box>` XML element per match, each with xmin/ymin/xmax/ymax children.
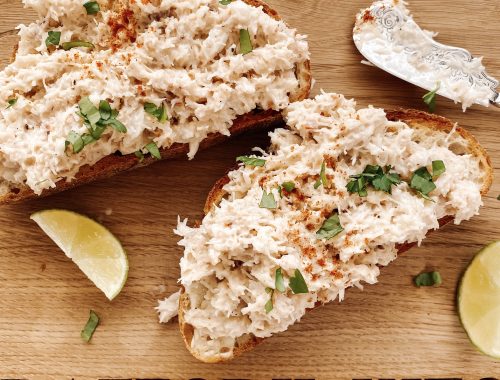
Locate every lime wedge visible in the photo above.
<box><xmin>31</xmin><ymin>210</ymin><xmax>128</xmax><ymax>301</ymax></box>
<box><xmin>458</xmin><ymin>241</ymin><xmax>500</xmax><ymax>358</ymax></box>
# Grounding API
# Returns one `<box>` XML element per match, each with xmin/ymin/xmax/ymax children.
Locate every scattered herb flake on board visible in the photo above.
<box><xmin>45</xmin><ymin>31</ymin><xmax>61</xmax><ymax>47</ymax></box>
<box><xmin>414</xmin><ymin>271</ymin><xmax>442</xmax><ymax>287</ymax></box>
<box><xmin>62</xmin><ymin>41</ymin><xmax>95</xmax><ymax>51</ymax></box>
<box><xmin>275</xmin><ymin>268</ymin><xmax>286</xmax><ymax>293</ymax></box>
<box><xmin>316</xmin><ymin>212</ymin><xmax>343</xmax><ymax>240</ymax></box>
<box><xmin>236</xmin><ymin>156</ymin><xmax>266</xmax><ymax>167</ymax></box>
<box><xmin>239</xmin><ymin>29</ymin><xmax>253</xmax><ymax>55</ymax></box>
<box><xmin>83</xmin><ymin>1</ymin><xmax>100</xmax><ymax>15</ymax></box>
<box><xmin>145</xmin><ymin>142</ymin><xmax>161</xmax><ymax>160</ymax></box>
<box><xmin>497</xmin><ymin>195</ymin><xmax>500</xmax><ymax>201</ymax></box>
<box><xmin>422</xmin><ymin>82</ymin><xmax>441</xmax><ymax>113</ymax></box>
<box><xmin>259</xmin><ymin>189</ymin><xmax>277</xmax><ymax>209</ymax></box>
<box><xmin>81</xmin><ymin>310</ymin><xmax>100</xmax><ymax>343</ymax></box>
<box><xmin>289</xmin><ymin>269</ymin><xmax>309</xmax><ymax>294</ymax></box>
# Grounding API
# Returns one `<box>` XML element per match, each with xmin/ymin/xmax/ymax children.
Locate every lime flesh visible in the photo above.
<box><xmin>458</xmin><ymin>241</ymin><xmax>500</xmax><ymax>359</ymax></box>
<box><xmin>31</xmin><ymin>210</ymin><xmax>128</xmax><ymax>300</ymax></box>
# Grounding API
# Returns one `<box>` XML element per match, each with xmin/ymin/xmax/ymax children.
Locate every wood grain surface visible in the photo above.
<box><xmin>1</xmin><ymin>0</ymin><xmax>499</xmax><ymax>379</ymax></box>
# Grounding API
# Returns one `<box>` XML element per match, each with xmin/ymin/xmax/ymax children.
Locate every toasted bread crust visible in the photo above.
<box><xmin>0</xmin><ymin>0</ymin><xmax>312</xmax><ymax>205</ymax></box>
<box><xmin>179</xmin><ymin>108</ymin><xmax>493</xmax><ymax>363</ymax></box>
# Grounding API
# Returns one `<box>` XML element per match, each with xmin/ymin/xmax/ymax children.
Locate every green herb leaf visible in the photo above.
<box><xmin>6</xmin><ymin>98</ymin><xmax>17</xmax><ymax>109</ymax></box>
<box><xmin>347</xmin><ymin>165</ymin><xmax>401</xmax><ymax>196</ymax></box>
<box><xmin>144</xmin><ymin>102</ymin><xmax>169</xmax><ymax>123</ymax></box>
<box><xmin>81</xmin><ymin>134</ymin><xmax>96</xmax><ymax>146</ymax></box>
<box><xmin>239</xmin><ymin>29</ymin><xmax>253</xmax><ymax>55</ymax></box>
<box><xmin>259</xmin><ymin>189</ymin><xmax>277</xmax><ymax>209</ymax></box>
<box><xmin>281</xmin><ymin>181</ymin><xmax>295</xmax><ymax>193</ymax></box>
<box><xmin>81</xmin><ymin>310</ymin><xmax>100</xmax><ymax>342</ymax></box>
<box><xmin>414</xmin><ymin>271</ymin><xmax>442</xmax><ymax>287</ymax></box>
<box><xmin>99</xmin><ymin>100</ymin><xmax>112</xmax><ymax>121</ymax></box>
<box><xmin>135</xmin><ymin>150</ymin><xmax>145</xmax><ymax>162</ymax></box>
<box><xmin>275</xmin><ymin>268</ymin><xmax>286</xmax><ymax>293</ymax></box>
<box><xmin>432</xmin><ymin>160</ymin><xmax>446</xmax><ymax>178</ymax></box>
<box><xmin>265</xmin><ymin>289</ymin><xmax>274</xmax><ymax>313</ymax></box>
<box><xmin>79</xmin><ymin>97</ymin><xmax>100</xmax><ymax>126</ymax></box>
<box><xmin>83</xmin><ymin>1</ymin><xmax>100</xmax><ymax>15</ymax></box>
<box><xmin>314</xmin><ymin>161</ymin><xmax>329</xmax><ymax>189</ymax></box>
<box><xmin>236</xmin><ymin>156</ymin><xmax>266</xmax><ymax>167</ymax></box>
<box><xmin>372</xmin><ymin>174</ymin><xmax>393</xmax><ymax>193</ymax></box>
<box><xmin>423</xmin><ymin>82</ymin><xmax>441</xmax><ymax>113</ymax></box>
<box><xmin>410</xmin><ymin>167</ymin><xmax>437</xmax><ymax>199</ymax></box>
<box><xmin>289</xmin><ymin>269</ymin><xmax>309</xmax><ymax>294</ymax></box>
<box><xmin>100</xmin><ymin>118</ymin><xmax>127</xmax><ymax>133</ymax></box>
<box><xmin>61</xmin><ymin>41</ymin><xmax>95</xmax><ymax>51</ymax></box>
<box><xmin>317</xmin><ymin>212</ymin><xmax>343</xmax><ymax>240</ymax></box>
<box><xmin>219</xmin><ymin>0</ymin><xmax>233</xmax><ymax>4</ymax></box>
<box><xmin>90</xmin><ymin>124</ymin><xmax>106</xmax><ymax>139</ymax></box>
<box><xmin>145</xmin><ymin>142</ymin><xmax>161</xmax><ymax>160</ymax></box>
<box><xmin>66</xmin><ymin>131</ymin><xmax>85</xmax><ymax>153</ymax></box>
<box><xmin>45</xmin><ymin>31</ymin><xmax>61</xmax><ymax>47</ymax></box>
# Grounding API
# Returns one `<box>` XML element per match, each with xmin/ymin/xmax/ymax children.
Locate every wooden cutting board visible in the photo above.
<box><xmin>0</xmin><ymin>0</ymin><xmax>499</xmax><ymax>379</ymax></box>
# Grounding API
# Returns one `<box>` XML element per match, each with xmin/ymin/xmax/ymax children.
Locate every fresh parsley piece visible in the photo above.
<box><xmin>61</xmin><ymin>41</ymin><xmax>95</xmax><ymax>51</ymax></box>
<box><xmin>100</xmin><ymin>118</ymin><xmax>127</xmax><ymax>133</ymax></box>
<box><xmin>236</xmin><ymin>156</ymin><xmax>266</xmax><ymax>167</ymax></box>
<box><xmin>81</xmin><ymin>310</ymin><xmax>100</xmax><ymax>342</ymax></box>
<box><xmin>414</xmin><ymin>271</ymin><xmax>442</xmax><ymax>287</ymax></box>
<box><xmin>135</xmin><ymin>150</ymin><xmax>145</xmax><ymax>162</ymax></box>
<box><xmin>239</xmin><ymin>29</ymin><xmax>253</xmax><ymax>55</ymax></box>
<box><xmin>281</xmin><ymin>181</ymin><xmax>295</xmax><ymax>193</ymax></box>
<box><xmin>347</xmin><ymin>165</ymin><xmax>401</xmax><ymax>196</ymax></box>
<box><xmin>66</xmin><ymin>131</ymin><xmax>85</xmax><ymax>154</ymax></box>
<box><xmin>432</xmin><ymin>160</ymin><xmax>446</xmax><ymax>178</ymax></box>
<box><xmin>81</xmin><ymin>134</ymin><xmax>96</xmax><ymax>146</ymax></box>
<box><xmin>98</xmin><ymin>100</ymin><xmax>112</xmax><ymax>121</ymax></box>
<box><xmin>275</xmin><ymin>268</ymin><xmax>286</xmax><ymax>293</ymax></box>
<box><xmin>314</xmin><ymin>161</ymin><xmax>329</xmax><ymax>189</ymax></box>
<box><xmin>145</xmin><ymin>142</ymin><xmax>161</xmax><ymax>160</ymax></box>
<box><xmin>144</xmin><ymin>102</ymin><xmax>168</xmax><ymax>123</ymax></box>
<box><xmin>79</xmin><ymin>97</ymin><xmax>100</xmax><ymax>126</ymax></box>
<box><xmin>316</xmin><ymin>212</ymin><xmax>343</xmax><ymax>240</ymax></box>
<box><xmin>259</xmin><ymin>189</ymin><xmax>277</xmax><ymax>209</ymax></box>
<box><xmin>83</xmin><ymin>1</ymin><xmax>100</xmax><ymax>15</ymax></box>
<box><xmin>220</xmin><ymin>0</ymin><xmax>233</xmax><ymax>4</ymax></box>
<box><xmin>289</xmin><ymin>269</ymin><xmax>309</xmax><ymax>294</ymax></box>
<box><xmin>265</xmin><ymin>287</ymin><xmax>274</xmax><ymax>313</ymax></box>
<box><xmin>410</xmin><ymin>166</ymin><xmax>446</xmax><ymax>201</ymax></box>
<box><xmin>6</xmin><ymin>98</ymin><xmax>17</xmax><ymax>109</ymax></box>
<box><xmin>45</xmin><ymin>31</ymin><xmax>61</xmax><ymax>47</ymax></box>
<box><xmin>423</xmin><ymin>82</ymin><xmax>441</xmax><ymax>113</ymax></box>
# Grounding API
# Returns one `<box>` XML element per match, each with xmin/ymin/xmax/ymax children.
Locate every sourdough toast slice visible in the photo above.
<box><xmin>0</xmin><ymin>0</ymin><xmax>311</xmax><ymax>204</ymax></box>
<box><xmin>178</xmin><ymin>108</ymin><xmax>492</xmax><ymax>363</ymax></box>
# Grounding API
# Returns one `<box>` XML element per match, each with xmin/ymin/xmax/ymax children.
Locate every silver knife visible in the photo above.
<box><xmin>353</xmin><ymin>0</ymin><xmax>499</xmax><ymax>110</ymax></box>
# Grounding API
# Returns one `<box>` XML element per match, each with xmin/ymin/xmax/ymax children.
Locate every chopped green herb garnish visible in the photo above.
<box><xmin>414</xmin><ymin>271</ymin><xmax>442</xmax><ymax>287</ymax></box>
<box><xmin>410</xmin><ymin>166</ymin><xmax>440</xmax><ymax>200</ymax></box>
<box><xmin>145</xmin><ymin>142</ymin><xmax>161</xmax><ymax>160</ymax></box>
<box><xmin>135</xmin><ymin>150</ymin><xmax>145</xmax><ymax>162</ymax></box>
<box><xmin>100</xmin><ymin>118</ymin><xmax>127</xmax><ymax>133</ymax></box>
<box><xmin>98</xmin><ymin>100</ymin><xmax>112</xmax><ymax>121</ymax></box>
<box><xmin>281</xmin><ymin>181</ymin><xmax>296</xmax><ymax>193</ymax></box>
<box><xmin>265</xmin><ymin>287</ymin><xmax>274</xmax><ymax>313</ymax></box>
<box><xmin>259</xmin><ymin>189</ymin><xmax>277</xmax><ymax>209</ymax></box>
<box><xmin>275</xmin><ymin>268</ymin><xmax>286</xmax><ymax>293</ymax></box>
<box><xmin>83</xmin><ymin>1</ymin><xmax>100</xmax><ymax>15</ymax></box>
<box><xmin>79</xmin><ymin>97</ymin><xmax>100</xmax><ymax>126</ymax></box>
<box><xmin>497</xmin><ymin>195</ymin><xmax>500</xmax><ymax>201</ymax></box>
<box><xmin>347</xmin><ymin>165</ymin><xmax>401</xmax><ymax>196</ymax></box>
<box><xmin>45</xmin><ymin>31</ymin><xmax>61</xmax><ymax>47</ymax></box>
<box><xmin>219</xmin><ymin>0</ymin><xmax>233</xmax><ymax>4</ymax></box>
<box><xmin>61</xmin><ymin>41</ymin><xmax>95</xmax><ymax>51</ymax></box>
<box><xmin>6</xmin><ymin>98</ymin><xmax>17</xmax><ymax>109</ymax></box>
<box><xmin>237</xmin><ymin>156</ymin><xmax>266</xmax><ymax>167</ymax></box>
<box><xmin>144</xmin><ymin>102</ymin><xmax>168</xmax><ymax>123</ymax></box>
<box><xmin>81</xmin><ymin>310</ymin><xmax>100</xmax><ymax>343</ymax></box>
<box><xmin>239</xmin><ymin>29</ymin><xmax>253</xmax><ymax>55</ymax></box>
<box><xmin>316</xmin><ymin>212</ymin><xmax>343</xmax><ymax>240</ymax></box>
<box><xmin>423</xmin><ymin>82</ymin><xmax>441</xmax><ymax>113</ymax></box>
<box><xmin>81</xmin><ymin>134</ymin><xmax>96</xmax><ymax>146</ymax></box>
<box><xmin>66</xmin><ymin>131</ymin><xmax>85</xmax><ymax>153</ymax></box>
<box><xmin>314</xmin><ymin>161</ymin><xmax>329</xmax><ymax>189</ymax></box>
<box><xmin>289</xmin><ymin>269</ymin><xmax>309</xmax><ymax>294</ymax></box>
<box><xmin>432</xmin><ymin>160</ymin><xmax>446</xmax><ymax>178</ymax></box>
